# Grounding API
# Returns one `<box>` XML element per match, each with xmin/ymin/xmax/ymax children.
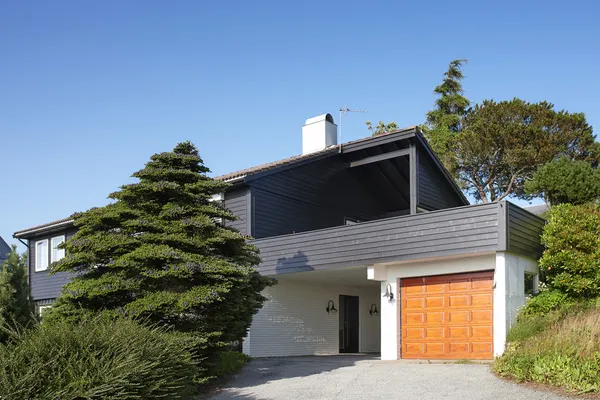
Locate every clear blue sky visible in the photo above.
<box><xmin>1</xmin><ymin>0</ymin><xmax>599</xmax><ymax>250</ymax></box>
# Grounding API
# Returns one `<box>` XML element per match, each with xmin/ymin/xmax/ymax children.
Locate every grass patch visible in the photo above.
<box><xmin>495</xmin><ymin>303</ymin><xmax>600</xmax><ymax>393</ymax></box>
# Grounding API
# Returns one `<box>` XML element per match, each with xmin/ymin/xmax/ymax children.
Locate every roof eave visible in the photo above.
<box><xmin>13</xmin><ymin>219</ymin><xmax>75</xmax><ymax>239</ymax></box>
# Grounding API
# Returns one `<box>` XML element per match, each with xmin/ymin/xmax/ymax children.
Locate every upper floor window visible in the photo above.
<box><xmin>51</xmin><ymin>235</ymin><xmax>65</xmax><ymax>263</ymax></box>
<box><xmin>35</xmin><ymin>235</ymin><xmax>65</xmax><ymax>272</ymax></box>
<box><xmin>35</xmin><ymin>239</ymin><xmax>48</xmax><ymax>272</ymax></box>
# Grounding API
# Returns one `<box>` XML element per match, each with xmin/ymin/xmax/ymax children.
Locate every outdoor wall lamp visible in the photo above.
<box><xmin>369</xmin><ymin>304</ymin><xmax>379</xmax><ymax>316</ymax></box>
<box><xmin>383</xmin><ymin>283</ymin><xmax>394</xmax><ymax>301</ymax></box>
<box><xmin>326</xmin><ymin>300</ymin><xmax>337</xmax><ymax>313</ymax></box>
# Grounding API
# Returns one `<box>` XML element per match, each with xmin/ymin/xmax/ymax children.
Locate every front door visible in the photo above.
<box><xmin>339</xmin><ymin>295</ymin><xmax>359</xmax><ymax>353</ymax></box>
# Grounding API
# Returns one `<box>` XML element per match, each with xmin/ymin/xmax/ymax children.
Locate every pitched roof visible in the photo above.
<box><xmin>214</xmin><ymin>126</ymin><xmax>418</xmax><ymax>182</ymax></box>
<box><xmin>13</xmin><ymin>217</ymin><xmax>74</xmax><ymax>238</ymax></box>
<box><xmin>14</xmin><ymin>126</ymin><xmax>434</xmax><ymax>237</ymax></box>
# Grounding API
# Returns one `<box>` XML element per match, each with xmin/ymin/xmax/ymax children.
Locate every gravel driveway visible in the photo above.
<box><xmin>207</xmin><ymin>355</ymin><xmax>569</xmax><ymax>400</ymax></box>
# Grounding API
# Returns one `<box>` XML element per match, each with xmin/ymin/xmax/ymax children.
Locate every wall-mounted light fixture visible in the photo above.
<box><xmin>383</xmin><ymin>283</ymin><xmax>394</xmax><ymax>301</ymax></box>
<box><xmin>369</xmin><ymin>304</ymin><xmax>379</xmax><ymax>316</ymax></box>
<box><xmin>326</xmin><ymin>300</ymin><xmax>337</xmax><ymax>313</ymax></box>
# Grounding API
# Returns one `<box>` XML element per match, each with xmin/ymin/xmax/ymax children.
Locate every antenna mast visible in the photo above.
<box><xmin>339</xmin><ymin>105</ymin><xmax>367</xmax><ymax>146</ymax></box>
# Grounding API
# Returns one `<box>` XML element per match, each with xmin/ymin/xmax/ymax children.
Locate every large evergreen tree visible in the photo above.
<box><xmin>49</xmin><ymin>142</ymin><xmax>273</xmax><ymax>361</ymax></box>
<box><xmin>0</xmin><ymin>245</ymin><xmax>34</xmax><ymax>342</ymax></box>
<box><xmin>422</xmin><ymin>59</ymin><xmax>470</xmax><ymax>171</ymax></box>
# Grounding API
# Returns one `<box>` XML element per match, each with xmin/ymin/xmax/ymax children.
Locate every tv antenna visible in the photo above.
<box><xmin>339</xmin><ymin>106</ymin><xmax>367</xmax><ymax>146</ymax></box>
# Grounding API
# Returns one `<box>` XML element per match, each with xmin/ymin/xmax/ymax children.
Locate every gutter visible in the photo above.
<box><xmin>13</xmin><ymin>219</ymin><xmax>74</xmax><ymax>239</ymax></box>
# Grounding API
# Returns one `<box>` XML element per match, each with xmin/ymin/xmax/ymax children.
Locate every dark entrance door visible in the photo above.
<box><xmin>339</xmin><ymin>295</ymin><xmax>359</xmax><ymax>353</ymax></box>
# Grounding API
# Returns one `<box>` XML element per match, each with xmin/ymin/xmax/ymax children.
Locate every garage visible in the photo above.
<box><xmin>400</xmin><ymin>271</ymin><xmax>494</xmax><ymax>360</ymax></box>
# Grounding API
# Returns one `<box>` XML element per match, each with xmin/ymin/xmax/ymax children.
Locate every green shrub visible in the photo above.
<box><xmin>519</xmin><ymin>290</ymin><xmax>573</xmax><ymax>319</ymax></box>
<box><xmin>211</xmin><ymin>350</ymin><xmax>249</xmax><ymax>379</ymax></box>
<box><xmin>0</xmin><ymin>315</ymin><xmax>198</xmax><ymax>399</ymax></box>
<box><xmin>539</xmin><ymin>203</ymin><xmax>600</xmax><ymax>298</ymax></box>
<box><xmin>496</xmin><ymin>304</ymin><xmax>600</xmax><ymax>393</ymax></box>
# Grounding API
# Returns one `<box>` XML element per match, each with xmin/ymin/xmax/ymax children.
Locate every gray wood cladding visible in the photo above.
<box><xmin>29</xmin><ymin>230</ymin><xmax>75</xmax><ymax>301</ymax></box>
<box><xmin>506</xmin><ymin>202</ymin><xmax>545</xmax><ymax>258</ymax></box>
<box><xmin>251</xmin><ymin>202</ymin><xmax>542</xmax><ymax>275</ymax></box>
<box><xmin>223</xmin><ymin>186</ymin><xmax>249</xmax><ymax>235</ymax></box>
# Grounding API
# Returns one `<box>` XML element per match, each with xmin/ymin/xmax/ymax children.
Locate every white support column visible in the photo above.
<box><xmin>493</xmin><ymin>252</ymin><xmax>508</xmax><ymax>357</ymax></box>
<box><xmin>380</xmin><ymin>280</ymin><xmax>398</xmax><ymax>360</ymax></box>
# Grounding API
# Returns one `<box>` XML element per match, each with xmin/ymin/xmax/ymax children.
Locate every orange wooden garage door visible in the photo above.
<box><xmin>401</xmin><ymin>271</ymin><xmax>494</xmax><ymax>360</ymax></box>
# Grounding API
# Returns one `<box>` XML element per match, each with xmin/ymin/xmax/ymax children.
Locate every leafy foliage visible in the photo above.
<box><xmin>518</xmin><ymin>290</ymin><xmax>573</xmax><ymax>320</ymax></box>
<box><xmin>525</xmin><ymin>157</ymin><xmax>600</xmax><ymax>205</ymax></box>
<box><xmin>495</xmin><ymin>304</ymin><xmax>600</xmax><ymax>393</ymax></box>
<box><xmin>211</xmin><ymin>350</ymin><xmax>249</xmax><ymax>379</ymax></box>
<box><xmin>366</xmin><ymin>120</ymin><xmax>399</xmax><ymax>136</ymax></box>
<box><xmin>0</xmin><ymin>245</ymin><xmax>34</xmax><ymax>343</ymax></box>
<box><xmin>0</xmin><ymin>315</ymin><xmax>198</xmax><ymax>399</ymax></box>
<box><xmin>538</xmin><ymin>203</ymin><xmax>600</xmax><ymax>298</ymax></box>
<box><xmin>421</xmin><ymin>59</ymin><xmax>470</xmax><ymax>171</ymax></box>
<box><xmin>48</xmin><ymin>141</ymin><xmax>274</xmax><ymax>368</ymax></box>
<box><xmin>455</xmin><ymin>99</ymin><xmax>599</xmax><ymax>203</ymax></box>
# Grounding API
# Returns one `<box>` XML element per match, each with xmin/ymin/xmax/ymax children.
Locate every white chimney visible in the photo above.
<box><xmin>302</xmin><ymin>113</ymin><xmax>338</xmax><ymax>155</ymax></box>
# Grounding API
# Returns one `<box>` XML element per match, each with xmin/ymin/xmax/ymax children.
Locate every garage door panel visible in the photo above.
<box><xmin>472</xmin><ymin>342</ymin><xmax>493</xmax><ymax>354</ymax></box>
<box><xmin>425</xmin><ymin>327</ymin><xmax>445</xmax><ymax>338</ymax></box>
<box><xmin>472</xmin><ymin>326</ymin><xmax>493</xmax><ymax>338</ymax></box>
<box><xmin>472</xmin><ymin>310</ymin><xmax>493</xmax><ymax>322</ymax></box>
<box><xmin>448</xmin><ymin>311</ymin><xmax>469</xmax><ymax>323</ymax></box>
<box><xmin>448</xmin><ymin>295</ymin><xmax>469</xmax><ymax>307</ymax></box>
<box><xmin>425</xmin><ymin>343</ymin><xmax>445</xmax><ymax>354</ymax></box>
<box><xmin>425</xmin><ymin>296</ymin><xmax>445</xmax><ymax>307</ymax></box>
<box><xmin>405</xmin><ymin>312</ymin><xmax>425</xmax><ymax>324</ymax></box>
<box><xmin>401</xmin><ymin>271</ymin><xmax>494</xmax><ymax>360</ymax></box>
<box><xmin>425</xmin><ymin>312</ymin><xmax>445</xmax><ymax>323</ymax></box>
<box><xmin>471</xmin><ymin>293</ymin><xmax>493</xmax><ymax>306</ymax></box>
<box><xmin>405</xmin><ymin>298</ymin><xmax>424</xmax><ymax>309</ymax></box>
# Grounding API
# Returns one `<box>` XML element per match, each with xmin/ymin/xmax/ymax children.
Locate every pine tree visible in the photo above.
<box><xmin>50</xmin><ymin>142</ymin><xmax>273</xmax><ymax>361</ymax></box>
<box><xmin>422</xmin><ymin>59</ymin><xmax>470</xmax><ymax>172</ymax></box>
<box><xmin>0</xmin><ymin>245</ymin><xmax>35</xmax><ymax>342</ymax></box>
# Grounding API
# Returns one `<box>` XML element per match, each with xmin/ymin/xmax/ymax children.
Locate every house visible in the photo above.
<box><xmin>0</xmin><ymin>236</ymin><xmax>11</xmax><ymax>265</ymax></box>
<box><xmin>13</xmin><ymin>114</ymin><xmax>544</xmax><ymax>360</ymax></box>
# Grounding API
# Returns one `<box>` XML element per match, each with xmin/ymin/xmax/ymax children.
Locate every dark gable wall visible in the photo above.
<box><xmin>417</xmin><ymin>149</ymin><xmax>465</xmax><ymax>211</ymax></box>
<box><xmin>223</xmin><ymin>185</ymin><xmax>249</xmax><ymax>235</ymax></box>
<box><xmin>29</xmin><ymin>229</ymin><xmax>75</xmax><ymax>302</ymax></box>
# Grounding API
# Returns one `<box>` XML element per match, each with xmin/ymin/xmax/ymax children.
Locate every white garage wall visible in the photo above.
<box><xmin>244</xmin><ymin>279</ymin><xmax>381</xmax><ymax>357</ymax></box>
<box><xmin>378</xmin><ymin>254</ymin><xmax>497</xmax><ymax>360</ymax></box>
<box><xmin>494</xmin><ymin>252</ymin><xmax>538</xmax><ymax>356</ymax></box>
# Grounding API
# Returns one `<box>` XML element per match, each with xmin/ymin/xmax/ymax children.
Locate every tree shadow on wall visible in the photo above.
<box><xmin>275</xmin><ymin>251</ymin><xmax>313</xmax><ymax>275</ymax></box>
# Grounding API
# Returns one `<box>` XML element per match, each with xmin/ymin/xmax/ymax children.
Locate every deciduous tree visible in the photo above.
<box><xmin>525</xmin><ymin>157</ymin><xmax>600</xmax><ymax>206</ymax></box>
<box><xmin>455</xmin><ymin>99</ymin><xmax>599</xmax><ymax>203</ymax></box>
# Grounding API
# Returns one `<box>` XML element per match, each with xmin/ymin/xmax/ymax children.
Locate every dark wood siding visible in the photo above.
<box><xmin>507</xmin><ymin>202</ymin><xmax>545</xmax><ymax>258</ymax></box>
<box><xmin>417</xmin><ymin>152</ymin><xmax>464</xmax><ymax>211</ymax></box>
<box><xmin>249</xmin><ymin>157</ymin><xmax>388</xmax><ymax>239</ymax></box>
<box><xmin>223</xmin><ymin>186</ymin><xmax>249</xmax><ymax>235</ymax></box>
<box><xmin>252</xmin><ymin>203</ymin><xmax>501</xmax><ymax>275</ymax></box>
<box><xmin>29</xmin><ymin>230</ymin><xmax>75</xmax><ymax>301</ymax></box>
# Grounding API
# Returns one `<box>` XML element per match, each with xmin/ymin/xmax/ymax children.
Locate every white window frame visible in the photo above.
<box><xmin>35</xmin><ymin>239</ymin><xmax>49</xmax><ymax>272</ymax></box>
<box><xmin>51</xmin><ymin>235</ymin><xmax>66</xmax><ymax>263</ymax></box>
<box><xmin>38</xmin><ymin>305</ymin><xmax>52</xmax><ymax>317</ymax></box>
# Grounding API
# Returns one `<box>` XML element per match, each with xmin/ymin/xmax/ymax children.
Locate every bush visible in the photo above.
<box><xmin>539</xmin><ymin>203</ymin><xmax>600</xmax><ymax>298</ymax></box>
<box><xmin>211</xmin><ymin>350</ymin><xmax>249</xmax><ymax>379</ymax></box>
<box><xmin>0</xmin><ymin>315</ymin><xmax>198</xmax><ymax>399</ymax></box>
<box><xmin>518</xmin><ymin>290</ymin><xmax>573</xmax><ymax>319</ymax></box>
<box><xmin>496</xmin><ymin>304</ymin><xmax>600</xmax><ymax>393</ymax></box>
